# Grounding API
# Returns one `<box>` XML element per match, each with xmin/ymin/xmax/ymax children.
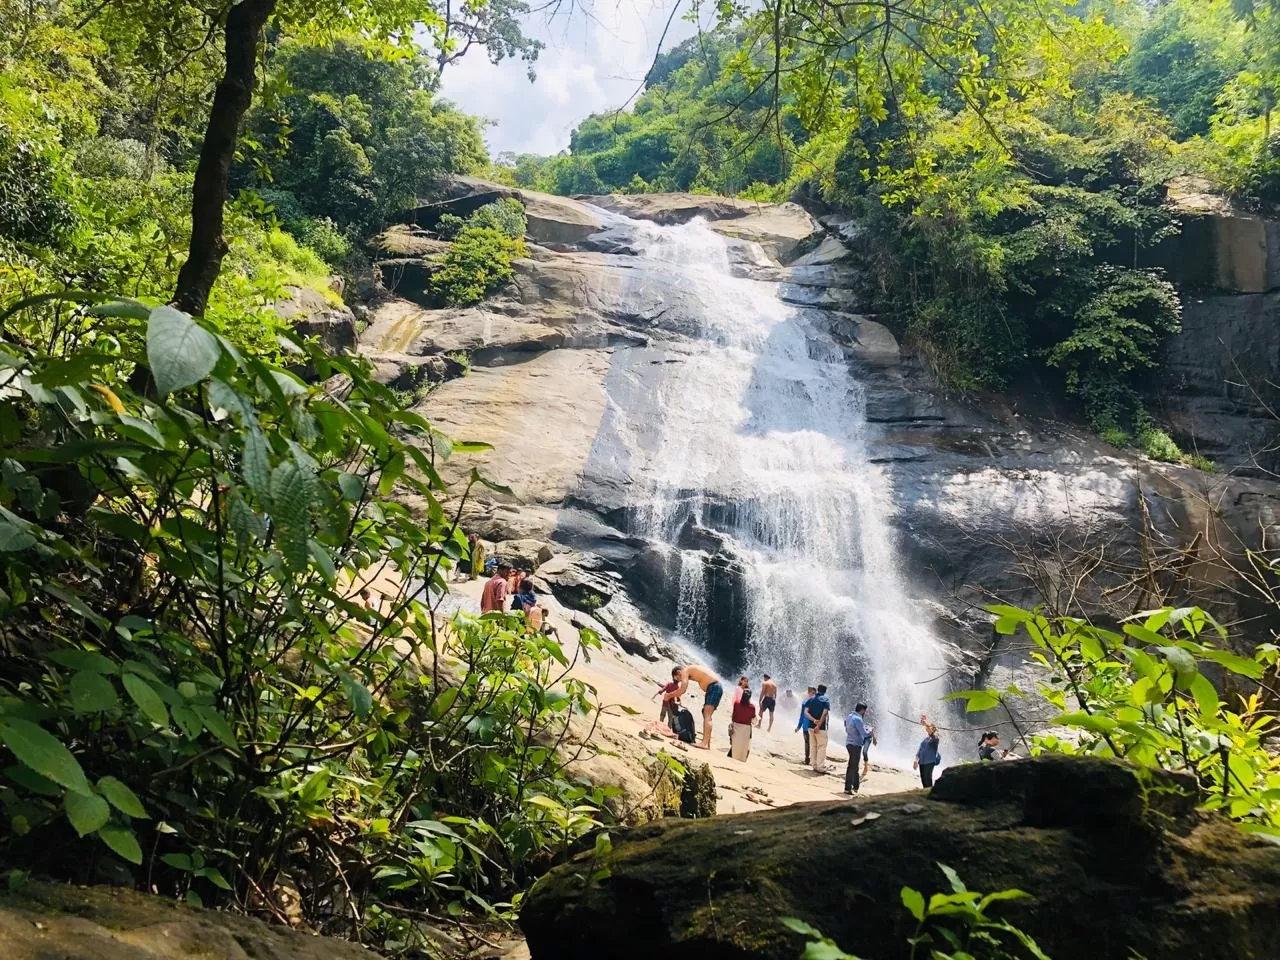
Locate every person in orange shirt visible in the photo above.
<box><xmin>480</xmin><ymin>563</ymin><xmax>512</xmax><ymax>613</ymax></box>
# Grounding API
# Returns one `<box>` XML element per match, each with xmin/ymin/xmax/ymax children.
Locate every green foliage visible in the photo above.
<box><xmin>966</xmin><ymin>605</ymin><xmax>1280</xmax><ymax>839</ymax></box>
<box><xmin>782</xmin><ymin>864</ymin><xmax>1047</xmax><ymax>959</ymax></box>
<box><xmin>428</xmin><ymin>201</ymin><xmax>529</xmax><ymax>306</ymax></box>
<box><xmin>432</xmin><ymin>228</ymin><xmax>525</xmax><ymax>305</ymax></box>
<box><xmin>1137</xmin><ymin>426</ymin><xmax>1183</xmax><ymax>463</ymax></box>
<box><xmin>0</xmin><ymin>296</ymin><xmax>608</xmax><ymax>942</ymax></box>
<box><xmin>468</xmin><ymin>197</ymin><xmax>528</xmax><ymax>239</ymax></box>
<box><xmin>242</xmin><ymin>36</ymin><xmax>488</xmax><ymax>237</ymax></box>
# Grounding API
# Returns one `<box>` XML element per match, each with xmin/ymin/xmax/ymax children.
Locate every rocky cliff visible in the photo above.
<box><xmin>359</xmin><ymin>180</ymin><xmax>1280</xmax><ymax>707</ymax></box>
<box><xmin>1151</xmin><ymin>179</ymin><xmax>1280</xmax><ymax>475</ymax></box>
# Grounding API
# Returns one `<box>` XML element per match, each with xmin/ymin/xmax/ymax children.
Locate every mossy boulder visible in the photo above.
<box><xmin>0</xmin><ymin>881</ymin><xmax>375</xmax><ymax>959</ymax></box>
<box><xmin>520</xmin><ymin>756</ymin><xmax>1280</xmax><ymax>960</ymax></box>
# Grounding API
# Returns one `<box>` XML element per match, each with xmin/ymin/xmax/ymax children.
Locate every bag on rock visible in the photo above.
<box><xmin>675</xmin><ymin>707</ymin><xmax>696</xmax><ymax>744</ymax></box>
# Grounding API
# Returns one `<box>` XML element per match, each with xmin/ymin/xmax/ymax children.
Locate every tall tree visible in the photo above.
<box><xmin>169</xmin><ymin>0</ymin><xmax>537</xmax><ymax>316</ymax></box>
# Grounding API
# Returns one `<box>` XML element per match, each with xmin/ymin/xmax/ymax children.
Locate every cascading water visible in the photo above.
<box><xmin>589</xmin><ymin>212</ymin><xmax>948</xmax><ymax>759</ymax></box>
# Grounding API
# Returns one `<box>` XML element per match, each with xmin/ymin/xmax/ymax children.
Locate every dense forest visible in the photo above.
<box><xmin>2</xmin><ymin>0</ymin><xmax>1280</xmax><ymax>957</ymax></box>
<box><xmin>501</xmin><ymin>0</ymin><xmax>1280</xmax><ymax>459</ymax></box>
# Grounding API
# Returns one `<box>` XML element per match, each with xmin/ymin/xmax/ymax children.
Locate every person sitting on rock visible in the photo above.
<box><xmin>676</xmin><ymin>665</ymin><xmax>724</xmax><ymax>750</ymax></box>
<box><xmin>480</xmin><ymin>562</ymin><xmax>512</xmax><ymax>614</ymax></box>
<box><xmin>511</xmin><ymin>578</ymin><xmax>537</xmax><ymax>614</ymax></box>
<box><xmin>978</xmin><ymin>730</ymin><xmax>1010</xmax><ymax>761</ymax></box>
<box><xmin>757</xmin><ymin>674</ymin><xmax>777</xmax><ymax>730</ymax></box>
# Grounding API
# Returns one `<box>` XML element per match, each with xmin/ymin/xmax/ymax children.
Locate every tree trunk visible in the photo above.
<box><xmin>171</xmin><ymin>0</ymin><xmax>277</xmax><ymax>316</ymax></box>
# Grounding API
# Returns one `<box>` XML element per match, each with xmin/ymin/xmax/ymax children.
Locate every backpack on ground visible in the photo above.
<box><xmin>675</xmin><ymin>707</ymin><xmax>696</xmax><ymax>744</ymax></box>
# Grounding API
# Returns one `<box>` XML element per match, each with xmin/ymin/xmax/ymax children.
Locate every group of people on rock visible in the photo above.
<box><xmin>650</xmin><ymin>665</ymin><xmax>963</xmax><ymax>793</ymax></box>
<box><xmin>461</xmin><ymin>535</ymin><xmax>1017</xmax><ymax>791</ymax></box>
<box><xmin>477</xmin><ymin>558</ymin><xmax>557</xmax><ymax>638</ymax></box>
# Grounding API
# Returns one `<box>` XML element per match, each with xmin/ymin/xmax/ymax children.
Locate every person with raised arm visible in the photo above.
<box><xmin>913</xmin><ymin>714</ymin><xmax>942</xmax><ymax>788</ymax></box>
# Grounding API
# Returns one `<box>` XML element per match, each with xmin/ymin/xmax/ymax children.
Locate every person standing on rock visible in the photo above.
<box><xmin>796</xmin><ymin>686</ymin><xmax>817</xmax><ymax>764</ymax></box>
<box><xmin>913</xmin><ymin>715</ymin><xmax>942</xmax><ymax>788</ymax></box>
<box><xmin>676</xmin><ymin>665</ymin><xmax>724</xmax><ymax>750</ymax></box>
<box><xmin>843</xmin><ymin>702</ymin><xmax>869</xmax><ymax>794</ymax></box>
<box><xmin>468</xmin><ymin>534</ymin><xmax>485</xmax><ymax>582</ymax></box>
<box><xmin>480</xmin><ymin>562</ymin><xmax>512</xmax><ymax>614</ymax></box>
<box><xmin>805</xmin><ymin>684</ymin><xmax>832</xmax><ymax>773</ymax></box>
<box><xmin>730</xmin><ymin>689</ymin><xmax>756</xmax><ymax>761</ymax></box>
<box><xmin>654</xmin><ymin>667</ymin><xmax>682</xmax><ymax>727</ymax></box>
<box><xmin>732</xmin><ymin>675</ymin><xmax>750</xmax><ymax>704</ymax></box>
<box><xmin>757</xmin><ymin>674</ymin><xmax>777</xmax><ymax>730</ymax></box>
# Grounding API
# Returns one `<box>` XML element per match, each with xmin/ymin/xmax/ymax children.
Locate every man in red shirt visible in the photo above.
<box><xmin>480</xmin><ymin>563</ymin><xmax>512</xmax><ymax>613</ymax></box>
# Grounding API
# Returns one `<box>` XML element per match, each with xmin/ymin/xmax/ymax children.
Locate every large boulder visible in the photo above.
<box><xmin>584</xmin><ymin>193</ymin><xmax>766</xmax><ymax>224</ymax></box>
<box><xmin>520</xmin><ymin>756</ymin><xmax>1280</xmax><ymax>960</ymax></box>
<box><xmin>708</xmin><ymin>203</ymin><xmax>821</xmax><ymax>262</ymax></box>
<box><xmin>273</xmin><ymin>286</ymin><xmax>356</xmax><ymax>355</ymax></box>
<box><xmin>1148</xmin><ymin>178</ymin><xmax>1280</xmax><ymax>294</ymax></box>
<box><xmin>585</xmin><ymin>194</ymin><xmax>821</xmax><ymax>262</ymax></box>
<box><xmin>0</xmin><ymin>881</ymin><xmax>373</xmax><ymax>960</ymax></box>
<box><xmin>402</xmin><ymin>176</ymin><xmax>605</xmax><ymax>247</ymax></box>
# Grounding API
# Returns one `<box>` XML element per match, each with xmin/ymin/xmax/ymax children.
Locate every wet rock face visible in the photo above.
<box><xmin>365</xmin><ymin>183</ymin><xmax>1280</xmax><ymax>680</ymax></box>
<box><xmin>520</xmin><ymin>757</ymin><xmax>1280</xmax><ymax>960</ymax></box>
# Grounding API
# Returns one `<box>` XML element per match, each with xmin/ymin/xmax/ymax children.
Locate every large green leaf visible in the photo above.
<box><xmin>122</xmin><ymin>674</ymin><xmax>169</xmax><ymax>728</ymax></box>
<box><xmin>69</xmin><ymin>672</ymin><xmax>118</xmax><ymax>713</ymax></box>
<box><xmin>242</xmin><ymin>430</ymin><xmax>272</xmax><ymax>503</ymax></box>
<box><xmin>194</xmin><ymin>706</ymin><xmax>238</xmax><ymax>749</ymax></box>
<box><xmin>339</xmin><ymin>670</ymin><xmax>374</xmax><ymax>719</ymax></box>
<box><xmin>269</xmin><ymin>459</ymin><xmax>315</xmax><ymax>570</ymax></box>
<box><xmin>98</xmin><ymin>776</ymin><xmax>148</xmax><ymax>818</ymax></box>
<box><xmin>48</xmin><ymin>649</ymin><xmax>117</xmax><ymax>674</ymax></box>
<box><xmin>65</xmin><ymin>789</ymin><xmax>110</xmax><ymax>836</ymax></box>
<box><xmin>98</xmin><ymin>825</ymin><xmax>143</xmax><ymax>864</ymax></box>
<box><xmin>146</xmin><ymin>306</ymin><xmax>221</xmax><ymax>396</ymax></box>
<box><xmin>0</xmin><ymin>717</ymin><xmax>92</xmax><ymax>795</ymax></box>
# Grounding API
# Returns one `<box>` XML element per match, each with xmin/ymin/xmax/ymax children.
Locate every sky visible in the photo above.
<box><xmin>438</xmin><ymin>0</ymin><xmax>706</xmax><ymax>157</ymax></box>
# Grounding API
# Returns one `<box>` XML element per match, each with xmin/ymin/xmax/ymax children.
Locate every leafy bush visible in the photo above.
<box><xmin>294</xmin><ymin>216</ymin><xmax>351</xmax><ymax>266</ymax></box>
<box><xmin>951</xmin><ymin>606</ymin><xmax>1280</xmax><ymax>839</ymax></box>
<box><xmin>0</xmin><ymin>121</ymin><xmax>74</xmax><ymax>244</ymax></box>
<box><xmin>468</xmin><ymin>197</ymin><xmax>528</xmax><ymax>239</ymax></box>
<box><xmin>435</xmin><ymin>212</ymin><xmax>467</xmax><ymax>239</ymax></box>
<box><xmin>0</xmin><ymin>297</ymin><xmax>608</xmax><ymax>942</ymax></box>
<box><xmin>431</xmin><ymin>226</ymin><xmax>526</xmax><ymax>306</ymax></box>
<box><xmin>783</xmin><ymin>863</ymin><xmax>1048</xmax><ymax>959</ymax></box>
<box><xmin>1138</xmin><ymin>426</ymin><xmax>1183</xmax><ymax>463</ymax></box>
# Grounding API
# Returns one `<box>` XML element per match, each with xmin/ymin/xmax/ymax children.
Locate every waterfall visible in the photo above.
<box><xmin>589</xmin><ymin>212</ymin><xmax>948</xmax><ymax>759</ymax></box>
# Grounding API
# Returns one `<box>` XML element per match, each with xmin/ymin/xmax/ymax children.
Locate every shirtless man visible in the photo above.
<box><xmin>676</xmin><ymin>665</ymin><xmax>724</xmax><ymax>749</ymax></box>
<box><xmin>757</xmin><ymin>674</ymin><xmax>778</xmax><ymax>730</ymax></box>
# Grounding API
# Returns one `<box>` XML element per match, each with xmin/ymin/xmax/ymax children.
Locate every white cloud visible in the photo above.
<box><xmin>439</xmin><ymin>0</ymin><xmax>705</xmax><ymax>156</ymax></box>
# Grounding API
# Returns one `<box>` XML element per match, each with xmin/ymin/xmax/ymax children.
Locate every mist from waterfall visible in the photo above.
<box><xmin>594</xmin><ymin>213</ymin><xmax>948</xmax><ymax>759</ymax></box>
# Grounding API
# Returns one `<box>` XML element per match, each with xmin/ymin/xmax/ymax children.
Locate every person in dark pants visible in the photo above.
<box><xmin>796</xmin><ymin>686</ymin><xmax>817</xmax><ymax>764</ymax></box>
<box><xmin>913</xmin><ymin>714</ymin><xmax>941</xmax><ymax>788</ymax></box>
<box><xmin>843</xmin><ymin>702</ymin><xmax>869</xmax><ymax>794</ymax></box>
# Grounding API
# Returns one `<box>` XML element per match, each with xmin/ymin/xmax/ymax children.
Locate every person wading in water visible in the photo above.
<box><xmin>676</xmin><ymin>665</ymin><xmax>724</xmax><ymax>750</ymax></box>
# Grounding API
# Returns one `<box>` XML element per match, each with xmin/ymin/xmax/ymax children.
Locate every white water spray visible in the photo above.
<box><xmin>591</xmin><ymin>213</ymin><xmax>948</xmax><ymax>758</ymax></box>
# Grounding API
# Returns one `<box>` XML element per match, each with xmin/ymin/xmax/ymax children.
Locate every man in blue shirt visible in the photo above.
<box><xmin>804</xmin><ymin>684</ymin><xmax>832</xmax><ymax>773</ymax></box>
<box><xmin>795</xmin><ymin>686</ymin><xmax>817</xmax><ymax>764</ymax></box>
<box><xmin>844</xmin><ymin>702</ymin><xmax>870</xmax><ymax>794</ymax></box>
